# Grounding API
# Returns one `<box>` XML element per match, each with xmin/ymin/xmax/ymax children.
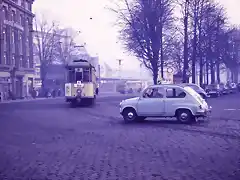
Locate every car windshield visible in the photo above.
<box><xmin>184</xmin><ymin>86</ymin><xmax>204</xmax><ymax>104</ymax></box>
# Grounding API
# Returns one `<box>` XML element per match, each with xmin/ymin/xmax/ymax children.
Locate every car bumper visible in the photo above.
<box><xmin>207</xmin><ymin>92</ymin><xmax>218</xmax><ymax>95</ymax></box>
<box><xmin>195</xmin><ymin>107</ymin><xmax>212</xmax><ymax>118</ymax></box>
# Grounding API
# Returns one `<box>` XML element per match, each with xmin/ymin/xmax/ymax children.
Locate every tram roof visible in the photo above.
<box><xmin>66</xmin><ymin>59</ymin><xmax>93</xmax><ymax>68</ymax></box>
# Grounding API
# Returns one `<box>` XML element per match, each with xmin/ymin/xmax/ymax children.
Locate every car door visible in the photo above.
<box><xmin>137</xmin><ymin>87</ymin><xmax>165</xmax><ymax>116</ymax></box>
<box><xmin>164</xmin><ymin>87</ymin><xmax>187</xmax><ymax>116</ymax></box>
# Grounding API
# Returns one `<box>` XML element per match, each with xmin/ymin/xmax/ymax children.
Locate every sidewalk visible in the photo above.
<box><xmin>0</xmin><ymin>97</ymin><xmax>63</xmax><ymax>104</ymax></box>
<box><xmin>0</xmin><ymin>93</ymin><xmax>139</xmax><ymax>104</ymax></box>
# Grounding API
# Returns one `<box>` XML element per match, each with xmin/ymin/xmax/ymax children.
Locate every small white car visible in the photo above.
<box><xmin>120</xmin><ymin>84</ymin><xmax>211</xmax><ymax>123</ymax></box>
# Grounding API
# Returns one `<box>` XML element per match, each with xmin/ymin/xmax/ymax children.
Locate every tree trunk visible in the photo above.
<box><xmin>206</xmin><ymin>62</ymin><xmax>209</xmax><ymax>84</ymax></box>
<box><xmin>199</xmin><ymin>59</ymin><xmax>203</xmax><ymax>87</ymax></box>
<box><xmin>160</xmin><ymin>28</ymin><xmax>164</xmax><ymax>79</ymax></box>
<box><xmin>210</xmin><ymin>62</ymin><xmax>215</xmax><ymax>84</ymax></box>
<box><xmin>152</xmin><ymin>53</ymin><xmax>159</xmax><ymax>85</ymax></box>
<box><xmin>192</xmin><ymin>9</ymin><xmax>197</xmax><ymax>84</ymax></box>
<box><xmin>216</xmin><ymin>63</ymin><xmax>220</xmax><ymax>83</ymax></box>
<box><xmin>153</xmin><ymin>72</ymin><xmax>158</xmax><ymax>85</ymax></box>
<box><xmin>183</xmin><ymin>16</ymin><xmax>189</xmax><ymax>83</ymax></box>
<box><xmin>160</xmin><ymin>45</ymin><xmax>164</xmax><ymax>79</ymax></box>
<box><xmin>152</xmin><ymin>64</ymin><xmax>158</xmax><ymax>85</ymax></box>
<box><xmin>182</xmin><ymin>1</ymin><xmax>189</xmax><ymax>83</ymax></box>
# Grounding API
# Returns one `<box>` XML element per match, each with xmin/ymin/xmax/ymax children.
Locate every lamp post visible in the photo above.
<box><xmin>140</xmin><ymin>63</ymin><xmax>142</xmax><ymax>80</ymax></box>
<box><xmin>117</xmin><ymin>59</ymin><xmax>122</xmax><ymax>79</ymax></box>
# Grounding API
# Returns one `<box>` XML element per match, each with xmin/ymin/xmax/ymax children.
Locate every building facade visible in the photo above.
<box><xmin>0</xmin><ymin>0</ymin><xmax>35</xmax><ymax>100</ymax></box>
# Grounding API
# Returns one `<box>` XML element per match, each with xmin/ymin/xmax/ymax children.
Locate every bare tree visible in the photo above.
<box><xmin>33</xmin><ymin>15</ymin><xmax>78</xmax><ymax>93</ymax></box>
<box><xmin>55</xmin><ymin>28</ymin><xmax>82</xmax><ymax>65</ymax></box>
<box><xmin>112</xmin><ymin>0</ymin><xmax>174</xmax><ymax>84</ymax></box>
<box><xmin>176</xmin><ymin>0</ymin><xmax>228</xmax><ymax>85</ymax></box>
<box><xmin>179</xmin><ymin>0</ymin><xmax>190</xmax><ymax>83</ymax></box>
<box><xmin>222</xmin><ymin>27</ymin><xmax>240</xmax><ymax>82</ymax></box>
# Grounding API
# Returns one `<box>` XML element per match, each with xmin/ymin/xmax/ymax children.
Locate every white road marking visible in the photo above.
<box><xmin>223</xmin><ymin>109</ymin><xmax>240</xmax><ymax>111</ymax></box>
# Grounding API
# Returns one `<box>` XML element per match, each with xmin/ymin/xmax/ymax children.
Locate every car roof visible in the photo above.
<box><xmin>148</xmin><ymin>84</ymin><xmax>184</xmax><ymax>89</ymax></box>
<box><xmin>180</xmin><ymin>83</ymin><xmax>198</xmax><ymax>86</ymax></box>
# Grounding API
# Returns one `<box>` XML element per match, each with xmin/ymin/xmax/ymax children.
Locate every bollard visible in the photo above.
<box><xmin>0</xmin><ymin>92</ymin><xmax>2</xmax><ymax>102</ymax></box>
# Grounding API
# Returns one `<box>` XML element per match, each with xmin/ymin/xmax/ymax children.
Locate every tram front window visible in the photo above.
<box><xmin>68</xmin><ymin>70</ymin><xmax>75</xmax><ymax>83</ymax></box>
<box><xmin>76</xmin><ymin>72</ymin><xmax>83</xmax><ymax>81</ymax></box>
<box><xmin>75</xmin><ymin>68</ymin><xmax>91</xmax><ymax>82</ymax></box>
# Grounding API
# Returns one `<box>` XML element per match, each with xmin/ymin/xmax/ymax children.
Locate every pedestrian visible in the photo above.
<box><xmin>52</xmin><ymin>89</ymin><xmax>56</xmax><ymax>98</ymax></box>
<box><xmin>32</xmin><ymin>88</ymin><xmax>36</xmax><ymax>99</ymax></box>
<box><xmin>57</xmin><ymin>89</ymin><xmax>61</xmax><ymax>97</ymax></box>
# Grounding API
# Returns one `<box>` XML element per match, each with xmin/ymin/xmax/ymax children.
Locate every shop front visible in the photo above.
<box><xmin>23</xmin><ymin>74</ymin><xmax>34</xmax><ymax>98</ymax></box>
<box><xmin>0</xmin><ymin>71</ymin><xmax>11</xmax><ymax>101</ymax></box>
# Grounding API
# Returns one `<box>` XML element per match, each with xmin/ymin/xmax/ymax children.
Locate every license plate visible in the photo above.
<box><xmin>76</xmin><ymin>98</ymin><xmax>81</xmax><ymax>102</ymax></box>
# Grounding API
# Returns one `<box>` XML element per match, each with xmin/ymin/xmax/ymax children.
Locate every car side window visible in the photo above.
<box><xmin>143</xmin><ymin>88</ymin><xmax>153</xmax><ymax>98</ymax></box>
<box><xmin>166</xmin><ymin>88</ymin><xmax>186</xmax><ymax>98</ymax></box>
<box><xmin>152</xmin><ymin>87</ymin><xmax>164</xmax><ymax>98</ymax></box>
<box><xmin>143</xmin><ymin>87</ymin><xmax>164</xmax><ymax>98</ymax></box>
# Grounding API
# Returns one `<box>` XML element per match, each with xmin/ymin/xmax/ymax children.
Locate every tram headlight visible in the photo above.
<box><xmin>76</xmin><ymin>89</ymin><xmax>82</xmax><ymax>94</ymax></box>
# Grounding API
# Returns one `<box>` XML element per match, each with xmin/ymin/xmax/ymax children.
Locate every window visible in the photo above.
<box><xmin>12</xmin><ymin>56</ymin><xmax>15</xmax><ymax>66</ymax></box>
<box><xmin>83</xmin><ymin>68</ymin><xmax>91</xmax><ymax>82</ymax></box>
<box><xmin>3</xmin><ymin>27</ymin><xmax>7</xmax><ymax>51</ymax></box>
<box><xmin>26</xmin><ymin>18</ymin><xmax>29</xmax><ymax>29</ymax></box>
<box><xmin>69</xmin><ymin>68</ymin><xmax>92</xmax><ymax>82</ymax></box>
<box><xmin>19</xmin><ymin>56</ymin><xmax>23</xmax><ymax>67</ymax></box>
<box><xmin>28</xmin><ymin>2</ymin><xmax>31</xmax><ymax>11</ymax></box>
<box><xmin>76</xmin><ymin>71</ymin><xmax>83</xmax><ymax>81</ymax></box>
<box><xmin>3</xmin><ymin>53</ymin><xmax>7</xmax><ymax>65</ymax></box>
<box><xmin>25</xmin><ymin>2</ymin><xmax>29</xmax><ymax>10</ymax></box>
<box><xmin>21</xmin><ymin>0</ymin><xmax>24</xmax><ymax>7</ymax></box>
<box><xmin>68</xmin><ymin>69</ymin><xmax>75</xmax><ymax>83</ymax></box>
<box><xmin>11</xmin><ymin>10</ymin><xmax>16</xmax><ymax>22</ymax></box>
<box><xmin>26</xmin><ymin>38</ymin><xmax>29</xmax><ymax>55</ymax></box>
<box><xmin>143</xmin><ymin>87</ymin><xmax>164</xmax><ymax>98</ymax></box>
<box><xmin>166</xmin><ymin>88</ymin><xmax>186</xmax><ymax>98</ymax></box>
<box><xmin>19</xmin><ymin>33</ymin><xmax>23</xmax><ymax>54</ymax></box>
<box><xmin>2</xmin><ymin>6</ymin><xmax>8</xmax><ymax>20</ymax></box>
<box><xmin>12</xmin><ymin>31</ymin><xmax>15</xmax><ymax>53</ymax></box>
<box><xmin>20</xmin><ymin>14</ymin><xmax>24</xmax><ymax>26</ymax></box>
<box><xmin>26</xmin><ymin>57</ymin><xmax>29</xmax><ymax>68</ymax></box>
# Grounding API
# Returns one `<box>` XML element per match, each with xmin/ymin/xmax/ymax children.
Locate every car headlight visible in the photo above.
<box><xmin>120</xmin><ymin>100</ymin><xmax>124</xmax><ymax>106</ymax></box>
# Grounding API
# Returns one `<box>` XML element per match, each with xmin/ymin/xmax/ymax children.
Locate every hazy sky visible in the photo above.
<box><xmin>32</xmin><ymin>0</ymin><xmax>240</xmax><ymax>70</ymax></box>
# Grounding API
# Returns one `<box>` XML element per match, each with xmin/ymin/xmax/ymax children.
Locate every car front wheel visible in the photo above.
<box><xmin>122</xmin><ymin>108</ymin><xmax>138</xmax><ymax>123</ymax></box>
<box><xmin>176</xmin><ymin>109</ymin><xmax>195</xmax><ymax>124</ymax></box>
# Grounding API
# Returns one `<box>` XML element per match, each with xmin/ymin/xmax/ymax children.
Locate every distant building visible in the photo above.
<box><xmin>0</xmin><ymin>0</ymin><xmax>35</xmax><ymax>99</ymax></box>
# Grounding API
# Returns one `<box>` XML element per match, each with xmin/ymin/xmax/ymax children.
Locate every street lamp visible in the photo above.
<box><xmin>117</xmin><ymin>59</ymin><xmax>123</xmax><ymax>79</ymax></box>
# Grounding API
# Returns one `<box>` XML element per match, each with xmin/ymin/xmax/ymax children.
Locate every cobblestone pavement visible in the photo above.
<box><xmin>0</xmin><ymin>93</ymin><xmax>239</xmax><ymax>180</ymax></box>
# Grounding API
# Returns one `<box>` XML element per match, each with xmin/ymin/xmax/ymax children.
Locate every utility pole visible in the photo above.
<box><xmin>140</xmin><ymin>63</ymin><xmax>142</xmax><ymax>80</ymax></box>
<box><xmin>117</xmin><ymin>59</ymin><xmax>122</xmax><ymax>79</ymax></box>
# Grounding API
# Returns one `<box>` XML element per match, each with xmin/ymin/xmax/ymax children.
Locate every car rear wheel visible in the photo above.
<box><xmin>176</xmin><ymin>109</ymin><xmax>195</xmax><ymax>124</ymax></box>
<box><xmin>122</xmin><ymin>108</ymin><xmax>138</xmax><ymax>123</ymax></box>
